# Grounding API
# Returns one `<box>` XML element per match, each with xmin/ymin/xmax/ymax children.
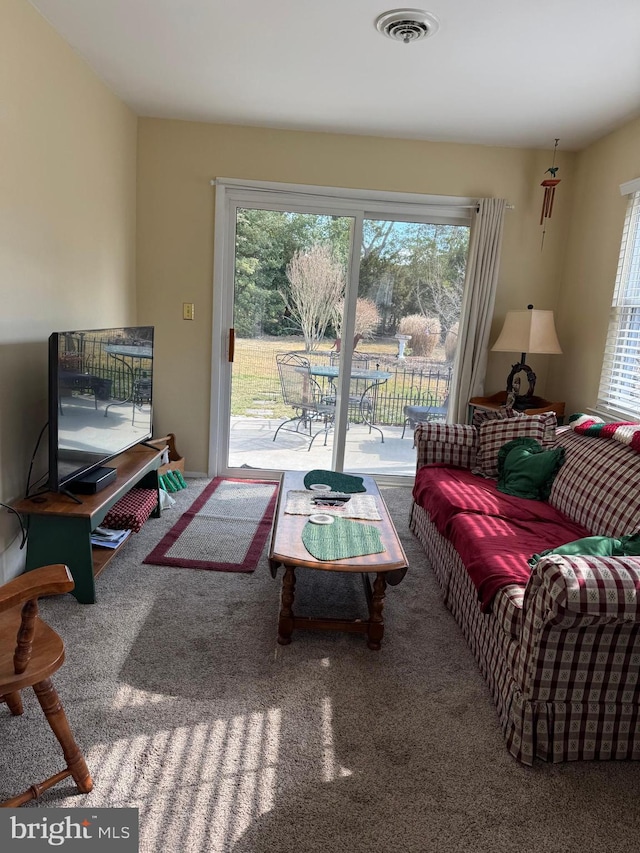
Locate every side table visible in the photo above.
<box><xmin>468</xmin><ymin>391</ymin><xmax>565</xmax><ymax>424</ymax></box>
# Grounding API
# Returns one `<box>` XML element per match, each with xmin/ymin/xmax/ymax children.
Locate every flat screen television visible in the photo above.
<box><xmin>48</xmin><ymin>326</ymin><xmax>154</xmax><ymax>492</ymax></box>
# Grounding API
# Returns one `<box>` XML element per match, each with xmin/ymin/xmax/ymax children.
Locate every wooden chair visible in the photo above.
<box><xmin>0</xmin><ymin>564</ymin><xmax>93</xmax><ymax>807</ymax></box>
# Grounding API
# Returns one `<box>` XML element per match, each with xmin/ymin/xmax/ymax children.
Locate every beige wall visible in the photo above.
<box><xmin>0</xmin><ymin>0</ymin><xmax>137</xmax><ymax>581</ymax></box>
<box><xmin>548</xmin><ymin>116</ymin><xmax>640</xmax><ymax>415</ymax></box>
<box><xmin>137</xmin><ymin>119</ymin><xmax>576</xmax><ymax>473</ymax></box>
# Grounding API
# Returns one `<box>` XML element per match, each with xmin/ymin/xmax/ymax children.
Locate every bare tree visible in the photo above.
<box><xmin>416</xmin><ymin>270</ymin><xmax>463</xmax><ymax>341</ymax></box>
<box><xmin>334</xmin><ymin>297</ymin><xmax>381</xmax><ymax>347</ymax></box>
<box><xmin>282</xmin><ymin>245</ymin><xmax>345</xmax><ymax>351</ymax></box>
<box><xmin>414</xmin><ymin>225</ymin><xmax>468</xmax><ymax>340</ymax></box>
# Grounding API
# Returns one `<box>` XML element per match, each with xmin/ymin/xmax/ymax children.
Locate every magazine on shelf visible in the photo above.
<box><xmin>90</xmin><ymin>527</ymin><xmax>131</xmax><ymax>549</ymax></box>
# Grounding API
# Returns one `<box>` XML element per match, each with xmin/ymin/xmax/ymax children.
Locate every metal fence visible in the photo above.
<box><xmin>233</xmin><ymin>344</ymin><xmax>452</xmax><ymax>426</ymax></box>
<box><xmin>59</xmin><ymin>333</ymin><xmax>150</xmax><ymax>401</ymax></box>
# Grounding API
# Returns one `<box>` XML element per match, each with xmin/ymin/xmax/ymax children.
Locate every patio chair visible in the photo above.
<box><xmin>323</xmin><ymin>353</ymin><xmax>375</xmax><ymax>422</ymax></box>
<box><xmin>273</xmin><ymin>353</ymin><xmax>336</xmax><ymax>450</ymax></box>
<box><xmin>319</xmin><ymin>376</ymin><xmax>373</xmax><ymax>422</ymax></box>
<box><xmin>401</xmin><ymin>395</ymin><xmax>450</xmax><ymax>438</ymax></box>
<box><xmin>131</xmin><ymin>368</ymin><xmax>152</xmax><ymax>426</ymax></box>
<box><xmin>329</xmin><ymin>350</ymin><xmax>370</xmax><ymax>369</ymax></box>
<box><xmin>58</xmin><ymin>352</ymin><xmax>108</xmax><ymax>415</ymax></box>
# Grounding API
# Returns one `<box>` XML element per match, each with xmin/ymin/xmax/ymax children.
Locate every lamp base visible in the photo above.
<box><xmin>506</xmin><ymin>362</ymin><xmax>536</xmax><ymax>400</ymax></box>
<box><xmin>510</xmin><ymin>394</ymin><xmax>551</xmax><ymax>412</ymax></box>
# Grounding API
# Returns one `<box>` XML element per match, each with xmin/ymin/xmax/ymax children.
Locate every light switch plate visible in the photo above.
<box><xmin>183</xmin><ymin>302</ymin><xmax>195</xmax><ymax>320</ymax></box>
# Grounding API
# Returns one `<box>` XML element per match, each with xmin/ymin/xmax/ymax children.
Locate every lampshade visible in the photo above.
<box><xmin>492</xmin><ymin>308</ymin><xmax>562</xmax><ymax>356</ymax></box>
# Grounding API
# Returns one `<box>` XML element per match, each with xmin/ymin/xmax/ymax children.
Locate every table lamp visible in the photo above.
<box><xmin>491</xmin><ymin>304</ymin><xmax>562</xmax><ymax>409</ymax></box>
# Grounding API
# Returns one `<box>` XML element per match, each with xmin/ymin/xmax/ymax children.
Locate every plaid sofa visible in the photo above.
<box><xmin>410</xmin><ymin>422</ymin><xmax>640</xmax><ymax>764</ymax></box>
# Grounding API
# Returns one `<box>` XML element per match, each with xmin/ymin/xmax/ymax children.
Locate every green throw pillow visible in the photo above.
<box><xmin>528</xmin><ymin>532</ymin><xmax>640</xmax><ymax>567</ymax></box>
<box><xmin>496</xmin><ymin>437</ymin><xmax>565</xmax><ymax>501</ymax></box>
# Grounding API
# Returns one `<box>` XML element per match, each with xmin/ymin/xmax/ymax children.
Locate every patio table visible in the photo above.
<box><xmin>308</xmin><ymin>364</ymin><xmax>391</xmax><ymax>442</ymax></box>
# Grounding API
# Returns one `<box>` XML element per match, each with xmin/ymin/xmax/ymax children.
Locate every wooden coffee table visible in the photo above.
<box><xmin>268</xmin><ymin>471</ymin><xmax>408</xmax><ymax>650</ymax></box>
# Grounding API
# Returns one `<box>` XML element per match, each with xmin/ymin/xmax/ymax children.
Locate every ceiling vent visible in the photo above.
<box><xmin>375</xmin><ymin>9</ymin><xmax>440</xmax><ymax>44</ymax></box>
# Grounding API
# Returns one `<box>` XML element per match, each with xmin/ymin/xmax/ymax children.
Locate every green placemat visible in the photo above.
<box><xmin>302</xmin><ymin>517</ymin><xmax>384</xmax><ymax>561</ymax></box>
<box><xmin>303</xmin><ymin>469</ymin><xmax>366</xmax><ymax>493</ymax></box>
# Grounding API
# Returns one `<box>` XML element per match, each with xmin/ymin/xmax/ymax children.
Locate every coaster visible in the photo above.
<box><xmin>309</xmin><ymin>514</ymin><xmax>334</xmax><ymax>525</ymax></box>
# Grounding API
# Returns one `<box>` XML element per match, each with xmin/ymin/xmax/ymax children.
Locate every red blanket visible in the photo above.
<box><xmin>413</xmin><ymin>466</ymin><xmax>589</xmax><ymax>610</ymax></box>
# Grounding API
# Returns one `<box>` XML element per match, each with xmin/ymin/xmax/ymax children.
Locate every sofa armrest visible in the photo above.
<box><xmin>517</xmin><ymin>554</ymin><xmax>640</xmax><ymax>702</ymax></box>
<box><xmin>414</xmin><ymin>422</ymin><xmax>476</xmax><ymax>471</ymax></box>
<box><xmin>529</xmin><ymin>554</ymin><xmax>640</xmax><ymax>621</ymax></box>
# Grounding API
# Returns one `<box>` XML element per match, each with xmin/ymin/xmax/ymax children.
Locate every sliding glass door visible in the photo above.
<box><xmin>226</xmin><ymin>206</ymin><xmax>355</xmax><ymax>473</ymax></box>
<box><xmin>211</xmin><ymin>181</ymin><xmax>471</xmax><ymax>482</ymax></box>
<box><xmin>342</xmin><ymin>217</ymin><xmax>468</xmax><ymax>474</ymax></box>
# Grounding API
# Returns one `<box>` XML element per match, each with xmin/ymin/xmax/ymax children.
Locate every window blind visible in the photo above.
<box><xmin>597</xmin><ymin>189</ymin><xmax>640</xmax><ymax>419</ymax></box>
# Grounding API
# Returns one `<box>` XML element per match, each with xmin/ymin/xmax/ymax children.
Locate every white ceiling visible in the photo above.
<box><xmin>29</xmin><ymin>0</ymin><xmax>640</xmax><ymax>150</ymax></box>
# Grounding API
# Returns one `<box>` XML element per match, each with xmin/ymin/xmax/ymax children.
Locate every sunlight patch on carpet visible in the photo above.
<box><xmin>77</xmin><ymin>712</ymin><xmax>281</xmax><ymax>853</ymax></box>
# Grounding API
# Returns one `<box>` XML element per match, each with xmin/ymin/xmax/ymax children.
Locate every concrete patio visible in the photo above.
<box><xmin>228</xmin><ymin>416</ymin><xmax>417</xmax><ymax>479</ymax></box>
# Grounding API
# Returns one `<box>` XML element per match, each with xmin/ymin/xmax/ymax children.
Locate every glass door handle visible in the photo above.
<box><xmin>228</xmin><ymin>328</ymin><xmax>235</xmax><ymax>363</ymax></box>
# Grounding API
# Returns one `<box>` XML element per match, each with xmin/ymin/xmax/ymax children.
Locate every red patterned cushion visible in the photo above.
<box><xmin>475</xmin><ymin>412</ymin><xmax>557</xmax><ymax>478</ymax></box>
<box><xmin>414</xmin><ymin>422</ymin><xmax>477</xmax><ymax>470</ymax></box>
<box><xmin>102</xmin><ymin>488</ymin><xmax>157</xmax><ymax>533</ymax></box>
<box><xmin>471</xmin><ymin>406</ymin><xmax>520</xmax><ymax>428</ymax></box>
<box><xmin>550</xmin><ymin>428</ymin><xmax>640</xmax><ymax>536</ymax></box>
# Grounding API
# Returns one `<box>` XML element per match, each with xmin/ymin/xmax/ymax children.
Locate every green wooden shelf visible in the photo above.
<box><xmin>13</xmin><ymin>444</ymin><xmax>162</xmax><ymax>603</ymax></box>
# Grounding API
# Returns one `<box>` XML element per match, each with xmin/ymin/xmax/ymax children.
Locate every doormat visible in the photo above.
<box><xmin>143</xmin><ymin>478</ymin><xmax>279</xmax><ymax>572</ymax></box>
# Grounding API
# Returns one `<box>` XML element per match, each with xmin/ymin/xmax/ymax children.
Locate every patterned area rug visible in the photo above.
<box><xmin>143</xmin><ymin>478</ymin><xmax>279</xmax><ymax>572</ymax></box>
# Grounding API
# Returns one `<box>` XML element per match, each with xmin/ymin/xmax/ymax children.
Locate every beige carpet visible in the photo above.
<box><xmin>2</xmin><ymin>479</ymin><xmax>640</xmax><ymax>852</ymax></box>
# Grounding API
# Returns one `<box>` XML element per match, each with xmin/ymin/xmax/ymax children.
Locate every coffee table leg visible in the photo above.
<box><xmin>367</xmin><ymin>573</ymin><xmax>387</xmax><ymax>650</ymax></box>
<box><xmin>277</xmin><ymin>565</ymin><xmax>296</xmax><ymax>645</ymax></box>
<box><xmin>269</xmin><ymin>558</ymin><xmax>281</xmax><ymax>580</ymax></box>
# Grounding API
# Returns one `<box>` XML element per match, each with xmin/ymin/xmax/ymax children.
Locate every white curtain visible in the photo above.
<box><xmin>449</xmin><ymin>198</ymin><xmax>507</xmax><ymax>423</ymax></box>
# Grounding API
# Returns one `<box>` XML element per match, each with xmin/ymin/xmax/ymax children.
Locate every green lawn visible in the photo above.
<box><xmin>230</xmin><ymin>336</ymin><xmax>450</xmax><ymax>424</ymax></box>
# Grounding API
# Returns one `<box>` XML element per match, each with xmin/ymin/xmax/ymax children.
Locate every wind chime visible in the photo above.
<box><xmin>540</xmin><ymin>138</ymin><xmax>560</xmax><ymax>250</ymax></box>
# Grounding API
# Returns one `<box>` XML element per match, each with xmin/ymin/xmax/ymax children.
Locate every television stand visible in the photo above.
<box><xmin>13</xmin><ymin>444</ymin><xmax>162</xmax><ymax>603</ymax></box>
